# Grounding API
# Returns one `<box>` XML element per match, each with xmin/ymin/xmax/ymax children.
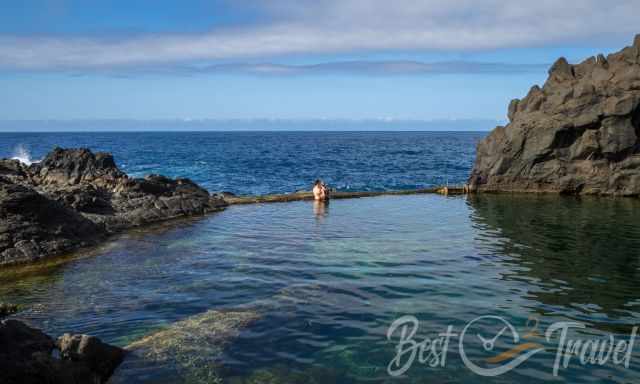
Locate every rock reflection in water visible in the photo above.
<box><xmin>467</xmin><ymin>194</ymin><xmax>640</xmax><ymax>332</ymax></box>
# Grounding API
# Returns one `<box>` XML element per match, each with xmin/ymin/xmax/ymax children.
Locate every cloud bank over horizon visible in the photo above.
<box><xmin>1</xmin><ymin>1</ymin><xmax>637</xmax><ymax>121</ymax></box>
<box><xmin>115</xmin><ymin>60</ymin><xmax>549</xmax><ymax>77</ymax></box>
<box><xmin>1</xmin><ymin>0</ymin><xmax>639</xmax><ymax>73</ymax></box>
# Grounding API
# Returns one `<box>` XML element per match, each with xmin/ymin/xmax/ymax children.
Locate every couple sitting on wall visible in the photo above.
<box><xmin>313</xmin><ymin>179</ymin><xmax>330</xmax><ymax>201</ymax></box>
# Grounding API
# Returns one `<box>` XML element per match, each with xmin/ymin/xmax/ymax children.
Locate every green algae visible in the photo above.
<box><xmin>110</xmin><ymin>309</ymin><xmax>260</xmax><ymax>384</ymax></box>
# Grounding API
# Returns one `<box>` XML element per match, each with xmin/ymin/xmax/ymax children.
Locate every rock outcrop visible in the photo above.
<box><xmin>0</xmin><ymin>303</ymin><xmax>19</xmax><ymax>318</ymax></box>
<box><xmin>0</xmin><ymin>319</ymin><xmax>125</xmax><ymax>384</ymax></box>
<box><xmin>0</xmin><ymin>177</ymin><xmax>105</xmax><ymax>266</ymax></box>
<box><xmin>58</xmin><ymin>333</ymin><xmax>126</xmax><ymax>381</ymax></box>
<box><xmin>469</xmin><ymin>35</ymin><xmax>640</xmax><ymax>195</ymax></box>
<box><xmin>0</xmin><ymin>147</ymin><xmax>227</xmax><ymax>266</ymax></box>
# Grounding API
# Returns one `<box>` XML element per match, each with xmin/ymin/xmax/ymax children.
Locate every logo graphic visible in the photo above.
<box><xmin>387</xmin><ymin>314</ymin><xmax>638</xmax><ymax>378</ymax></box>
<box><xmin>458</xmin><ymin>315</ymin><xmax>544</xmax><ymax>376</ymax></box>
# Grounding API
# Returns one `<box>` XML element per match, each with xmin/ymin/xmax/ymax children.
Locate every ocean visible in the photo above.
<box><xmin>1</xmin><ymin>131</ymin><xmax>484</xmax><ymax>194</ymax></box>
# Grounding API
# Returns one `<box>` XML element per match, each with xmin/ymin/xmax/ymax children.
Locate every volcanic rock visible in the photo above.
<box><xmin>0</xmin><ymin>147</ymin><xmax>227</xmax><ymax>266</ymax></box>
<box><xmin>0</xmin><ymin>319</ymin><xmax>125</xmax><ymax>384</ymax></box>
<box><xmin>469</xmin><ymin>35</ymin><xmax>640</xmax><ymax>195</ymax></box>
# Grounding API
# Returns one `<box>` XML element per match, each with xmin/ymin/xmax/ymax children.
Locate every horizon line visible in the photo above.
<box><xmin>0</xmin><ymin>117</ymin><xmax>503</xmax><ymax>122</ymax></box>
<box><xmin>0</xmin><ymin>117</ymin><xmax>500</xmax><ymax>133</ymax></box>
<box><xmin>0</xmin><ymin>129</ymin><xmax>492</xmax><ymax>133</ymax></box>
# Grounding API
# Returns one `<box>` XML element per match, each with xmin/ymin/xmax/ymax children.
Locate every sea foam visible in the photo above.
<box><xmin>10</xmin><ymin>144</ymin><xmax>38</xmax><ymax>166</ymax></box>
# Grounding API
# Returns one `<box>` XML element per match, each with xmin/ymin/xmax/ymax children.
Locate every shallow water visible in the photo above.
<box><xmin>2</xmin><ymin>194</ymin><xmax>640</xmax><ymax>383</ymax></box>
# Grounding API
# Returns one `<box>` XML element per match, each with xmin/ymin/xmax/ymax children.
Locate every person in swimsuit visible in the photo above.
<box><xmin>312</xmin><ymin>179</ymin><xmax>330</xmax><ymax>201</ymax></box>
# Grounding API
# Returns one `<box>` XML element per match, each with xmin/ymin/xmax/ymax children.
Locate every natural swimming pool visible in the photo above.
<box><xmin>2</xmin><ymin>194</ymin><xmax>640</xmax><ymax>383</ymax></box>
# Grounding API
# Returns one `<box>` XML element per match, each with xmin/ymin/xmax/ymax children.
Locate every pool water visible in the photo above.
<box><xmin>2</xmin><ymin>194</ymin><xmax>640</xmax><ymax>383</ymax></box>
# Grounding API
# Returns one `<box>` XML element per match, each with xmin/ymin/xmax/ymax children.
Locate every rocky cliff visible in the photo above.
<box><xmin>468</xmin><ymin>35</ymin><xmax>640</xmax><ymax>195</ymax></box>
<box><xmin>0</xmin><ymin>148</ymin><xmax>227</xmax><ymax>266</ymax></box>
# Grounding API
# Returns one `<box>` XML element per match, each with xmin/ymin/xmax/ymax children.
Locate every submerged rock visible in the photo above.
<box><xmin>0</xmin><ymin>147</ymin><xmax>228</xmax><ymax>266</ymax></box>
<box><xmin>0</xmin><ymin>319</ymin><xmax>125</xmax><ymax>384</ymax></box>
<box><xmin>229</xmin><ymin>365</ymin><xmax>341</xmax><ymax>384</ymax></box>
<box><xmin>469</xmin><ymin>35</ymin><xmax>640</xmax><ymax>195</ymax></box>
<box><xmin>110</xmin><ymin>309</ymin><xmax>260</xmax><ymax>383</ymax></box>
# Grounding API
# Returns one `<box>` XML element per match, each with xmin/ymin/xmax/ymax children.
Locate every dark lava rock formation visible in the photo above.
<box><xmin>469</xmin><ymin>35</ymin><xmax>640</xmax><ymax>195</ymax></box>
<box><xmin>0</xmin><ymin>303</ymin><xmax>19</xmax><ymax>318</ymax></box>
<box><xmin>0</xmin><ymin>319</ymin><xmax>125</xmax><ymax>384</ymax></box>
<box><xmin>0</xmin><ymin>147</ymin><xmax>227</xmax><ymax>266</ymax></box>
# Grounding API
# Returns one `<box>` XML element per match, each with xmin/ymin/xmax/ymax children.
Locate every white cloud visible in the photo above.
<box><xmin>1</xmin><ymin>0</ymin><xmax>638</xmax><ymax>70</ymax></box>
<box><xmin>166</xmin><ymin>61</ymin><xmax>548</xmax><ymax>76</ymax></box>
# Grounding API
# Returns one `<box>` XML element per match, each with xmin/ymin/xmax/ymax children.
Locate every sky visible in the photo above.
<box><xmin>0</xmin><ymin>1</ymin><xmax>639</xmax><ymax>128</ymax></box>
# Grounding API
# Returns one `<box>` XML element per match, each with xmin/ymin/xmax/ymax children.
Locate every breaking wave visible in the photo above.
<box><xmin>10</xmin><ymin>144</ymin><xmax>39</xmax><ymax>165</ymax></box>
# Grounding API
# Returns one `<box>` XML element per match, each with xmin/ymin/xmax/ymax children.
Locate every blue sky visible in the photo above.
<box><xmin>0</xmin><ymin>1</ymin><xmax>638</xmax><ymax>126</ymax></box>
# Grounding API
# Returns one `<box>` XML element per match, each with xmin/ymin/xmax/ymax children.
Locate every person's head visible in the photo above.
<box><xmin>314</xmin><ymin>179</ymin><xmax>322</xmax><ymax>186</ymax></box>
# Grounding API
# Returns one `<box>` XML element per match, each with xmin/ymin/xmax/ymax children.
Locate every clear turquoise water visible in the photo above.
<box><xmin>1</xmin><ymin>131</ymin><xmax>482</xmax><ymax>194</ymax></box>
<box><xmin>2</xmin><ymin>194</ymin><xmax>640</xmax><ymax>383</ymax></box>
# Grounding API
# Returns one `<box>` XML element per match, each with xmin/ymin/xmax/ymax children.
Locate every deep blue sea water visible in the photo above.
<box><xmin>0</xmin><ymin>131</ymin><xmax>484</xmax><ymax>194</ymax></box>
